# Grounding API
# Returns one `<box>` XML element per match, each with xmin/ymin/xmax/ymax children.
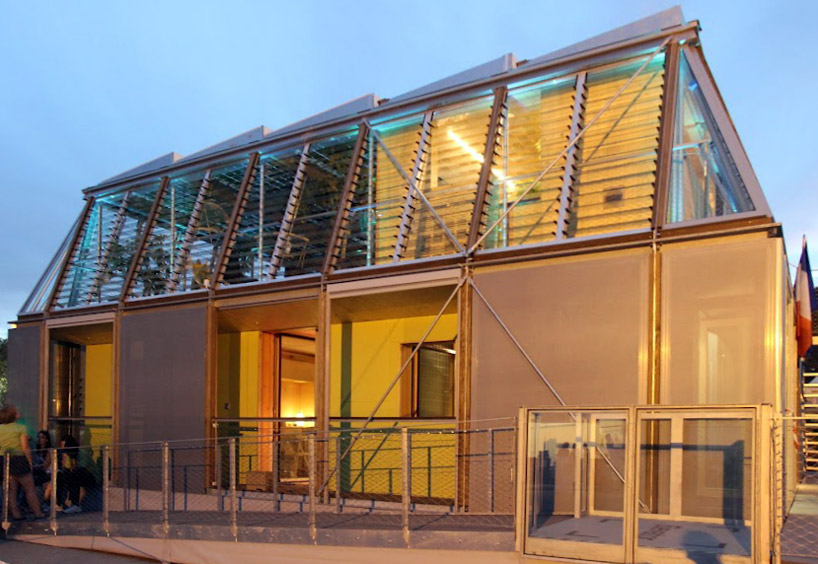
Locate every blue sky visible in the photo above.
<box><xmin>1</xmin><ymin>0</ymin><xmax>816</xmax><ymax>338</ymax></box>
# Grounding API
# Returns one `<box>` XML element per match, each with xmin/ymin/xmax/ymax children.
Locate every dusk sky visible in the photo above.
<box><xmin>1</xmin><ymin>0</ymin><xmax>816</xmax><ymax>338</ymax></box>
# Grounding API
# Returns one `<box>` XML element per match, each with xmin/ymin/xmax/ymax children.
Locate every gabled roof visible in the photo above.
<box><xmin>177</xmin><ymin>126</ymin><xmax>272</xmax><ymax>164</ymax></box>
<box><xmin>523</xmin><ymin>6</ymin><xmax>684</xmax><ymax>67</ymax></box>
<box><xmin>93</xmin><ymin>7</ymin><xmax>689</xmax><ymax>189</ymax></box>
<box><xmin>101</xmin><ymin>152</ymin><xmax>182</xmax><ymax>184</ymax></box>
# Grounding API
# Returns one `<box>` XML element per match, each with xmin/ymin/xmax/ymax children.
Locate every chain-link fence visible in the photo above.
<box><xmin>1</xmin><ymin>418</ymin><xmax>517</xmax><ymax>547</ymax></box>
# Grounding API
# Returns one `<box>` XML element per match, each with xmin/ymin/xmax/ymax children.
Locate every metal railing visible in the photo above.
<box><xmin>0</xmin><ymin>419</ymin><xmax>516</xmax><ymax>549</ymax></box>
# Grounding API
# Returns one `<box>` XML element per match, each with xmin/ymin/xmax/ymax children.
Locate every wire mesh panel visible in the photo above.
<box><xmin>2</xmin><ymin>421</ymin><xmax>519</xmax><ymax>549</ymax></box>
<box><xmin>108</xmin><ymin>444</ymin><xmax>164</xmax><ymax>526</ymax></box>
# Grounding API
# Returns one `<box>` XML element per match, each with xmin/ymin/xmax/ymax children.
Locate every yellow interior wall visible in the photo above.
<box><xmin>218</xmin><ymin>331</ymin><xmax>262</xmax><ymax>477</ymax></box>
<box><xmin>217</xmin><ymin>332</ymin><xmax>261</xmax><ymax>419</ymax></box>
<box><xmin>239</xmin><ymin>331</ymin><xmax>260</xmax><ymax>418</ymax></box>
<box><xmin>84</xmin><ymin>343</ymin><xmax>112</xmax><ymax>446</ymax></box>
<box><xmin>330</xmin><ymin>313</ymin><xmax>457</xmax><ymax>418</ymax></box>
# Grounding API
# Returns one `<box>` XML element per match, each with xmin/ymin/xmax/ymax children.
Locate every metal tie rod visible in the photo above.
<box><xmin>470</xmin><ymin>277</ymin><xmax>647</xmax><ymax>510</ymax></box>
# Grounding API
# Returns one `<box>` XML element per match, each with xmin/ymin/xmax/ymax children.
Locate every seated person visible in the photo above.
<box><xmin>55</xmin><ymin>435</ymin><xmax>97</xmax><ymax>514</ymax></box>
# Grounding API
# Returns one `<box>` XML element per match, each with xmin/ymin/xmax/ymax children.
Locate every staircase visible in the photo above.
<box><xmin>803</xmin><ymin>372</ymin><xmax>818</xmax><ymax>472</ymax></box>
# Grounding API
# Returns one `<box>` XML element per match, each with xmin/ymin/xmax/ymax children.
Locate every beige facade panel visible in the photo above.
<box><xmin>659</xmin><ymin>236</ymin><xmax>780</xmax><ymax>405</ymax></box>
<box><xmin>471</xmin><ymin>249</ymin><xmax>650</xmax><ymax>421</ymax></box>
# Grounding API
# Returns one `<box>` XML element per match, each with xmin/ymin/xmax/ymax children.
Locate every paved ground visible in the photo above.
<box><xmin>781</xmin><ymin>484</ymin><xmax>818</xmax><ymax>563</ymax></box>
<box><xmin>0</xmin><ymin>538</ymin><xmax>154</xmax><ymax>563</ymax></box>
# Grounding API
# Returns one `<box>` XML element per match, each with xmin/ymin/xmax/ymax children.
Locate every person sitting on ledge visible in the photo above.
<box><xmin>55</xmin><ymin>434</ymin><xmax>96</xmax><ymax>514</ymax></box>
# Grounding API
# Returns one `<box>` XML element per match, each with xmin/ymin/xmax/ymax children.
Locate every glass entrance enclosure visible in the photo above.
<box><xmin>522</xmin><ymin>406</ymin><xmax>771</xmax><ymax>564</ymax></box>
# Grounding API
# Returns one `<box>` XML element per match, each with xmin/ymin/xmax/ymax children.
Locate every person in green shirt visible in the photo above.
<box><xmin>0</xmin><ymin>405</ymin><xmax>45</xmax><ymax>520</ymax></box>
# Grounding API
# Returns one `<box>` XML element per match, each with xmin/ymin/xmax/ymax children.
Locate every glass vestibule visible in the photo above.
<box><xmin>522</xmin><ymin>406</ymin><xmax>768</xmax><ymax>564</ymax></box>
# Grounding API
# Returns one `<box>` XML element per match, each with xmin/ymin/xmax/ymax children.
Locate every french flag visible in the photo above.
<box><xmin>795</xmin><ymin>237</ymin><xmax>816</xmax><ymax>358</ymax></box>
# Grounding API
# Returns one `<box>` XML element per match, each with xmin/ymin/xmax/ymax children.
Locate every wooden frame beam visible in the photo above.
<box><xmin>651</xmin><ymin>41</ymin><xmax>680</xmax><ymax>232</ymax></box>
<box><xmin>270</xmin><ymin>144</ymin><xmax>311</xmax><ymax>278</ymax></box>
<box><xmin>555</xmin><ymin>72</ymin><xmax>587</xmax><ymax>239</ymax></box>
<box><xmin>47</xmin><ymin>197</ymin><xmax>96</xmax><ymax>312</ymax></box>
<box><xmin>119</xmin><ymin>176</ymin><xmax>170</xmax><ymax>302</ymax></box>
<box><xmin>322</xmin><ymin>125</ymin><xmax>369</xmax><ymax>274</ymax></box>
<box><xmin>468</xmin><ymin>87</ymin><xmax>507</xmax><ymax>251</ymax></box>
<box><xmin>213</xmin><ymin>152</ymin><xmax>261</xmax><ymax>287</ymax></box>
<box><xmin>168</xmin><ymin>170</ymin><xmax>212</xmax><ymax>293</ymax></box>
<box><xmin>393</xmin><ymin>110</ymin><xmax>434</xmax><ymax>261</ymax></box>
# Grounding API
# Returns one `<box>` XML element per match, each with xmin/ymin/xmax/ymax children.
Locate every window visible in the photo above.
<box><xmin>401</xmin><ymin>341</ymin><xmax>455</xmax><ymax>418</ymax></box>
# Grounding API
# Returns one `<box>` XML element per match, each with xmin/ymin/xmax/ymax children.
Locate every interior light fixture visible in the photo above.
<box><xmin>446</xmin><ymin>129</ymin><xmax>516</xmax><ymax>194</ymax></box>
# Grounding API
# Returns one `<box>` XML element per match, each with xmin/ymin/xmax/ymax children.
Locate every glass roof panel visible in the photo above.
<box><xmin>92</xmin><ymin>181</ymin><xmax>161</xmax><ymax>304</ymax></box>
<box><xmin>129</xmin><ymin>159</ymin><xmax>246</xmax><ymax>298</ymax></box>
<box><xmin>483</xmin><ymin>75</ymin><xmax>576</xmax><ymax>249</ymax></box>
<box><xmin>666</xmin><ymin>53</ymin><xmax>754</xmax><ymax>224</ymax></box>
<box><xmin>279</xmin><ymin>129</ymin><xmax>360</xmax><ymax>277</ymax></box>
<box><xmin>54</xmin><ymin>191</ymin><xmax>129</xmax><ymax>309</ymax></box>
<box><xmin>221</xmin><ymin>146</ymin><xmax>303</xmax><ymax>285</ymax></box>
<box><xmin>336</xmin><ymin>113</ymin><xmax>424</xmax><ymax>268</ymax></box>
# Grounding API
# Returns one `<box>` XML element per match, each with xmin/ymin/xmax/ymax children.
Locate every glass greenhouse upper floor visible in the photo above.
<box><xmin>19</xmin><ymin>7</ymin><xmax>772</xmax><ymax>315</ymax></box>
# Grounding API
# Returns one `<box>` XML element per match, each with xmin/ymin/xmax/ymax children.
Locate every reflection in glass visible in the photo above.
<box><xmin>527</xmin><ymin>411</ymin><xmax>627</xmax><ymax>555</ymax></box>
<box><xmin>666</xmin><ymin>54</ymin><xmax>754</xmax><ymax>223</ymax></box>
<box><xmin>636</xmin><ymin>416</ymin><xmax>752</xmax><ymax>559</ymax></box>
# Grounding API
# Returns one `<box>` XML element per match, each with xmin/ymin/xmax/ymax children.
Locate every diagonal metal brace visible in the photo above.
<box><xmin>470</xmin><ymin>277</ymin><xmax>647</xmax><ymax>509</ymax></box>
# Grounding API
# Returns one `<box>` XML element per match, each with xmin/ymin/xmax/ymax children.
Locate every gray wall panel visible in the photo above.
<box><xmin>119</xmin><ymin>305</ymin><xmax>207</xmax><ymax>445</ymax></box>
<box><xmin>7</xmin><ymin>324</ymin><xmax>42</xmax><ymax>432</ymax></box>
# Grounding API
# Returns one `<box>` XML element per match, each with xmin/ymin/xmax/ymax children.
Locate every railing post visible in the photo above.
<box><xmin>170</xmin><ymin>448</ymin><xmax>176</xmax><ymax>512</ymax></box>
<box><xmin>162</xmin><ymin>442</ymin><xmax>169</xmax><ymax>537</ymax></box>
<box><xmin>103</xmin><ymin>445</ymin><xmax>110</xmax><ymax>536</ymax></box>
<box><xmin>2</xmin><ymin>453</ymin><xmax>10</xmax><ymax>534</ymax></box>
<box><xmin>50</xmin><ymin>448</ymin><xmax>57</xmax><ymax>534</ymax></box>
<box><xmin>488</xmin><ymin>429</ymin><xmax>495</xmax><ymax>513</ymax></box>
<box><xmin>272</xmin><ymin>437</ymin><xmax>279</xmax><ymax>512</ymax></box>
<box><xmin>308</xmin><ymin>434</ymin><xmax>317</xmax><ymax>542</ymax></box>
<box><xmin>402</xmin><ymin>428</ymin><xmax>411</xmax><ymax>547</ymax></box>
<box><xmin>125</xmin><ymin>449</ymin><xmax>131</xmax><ymax>511</ymax></box>
<box><xmin>334</xmin><ymin>435</ymin><xmax>342</xmax><ymax>514</ymax></box>
<box><xmin>229</xmin><ymin>438</ymin><xmax>237</xmax><ymax>540</ymax></box>
<box><xmin>215</xmin><ymin>442</ymin><xmax>223</xmax><ymax>511</ymax></box>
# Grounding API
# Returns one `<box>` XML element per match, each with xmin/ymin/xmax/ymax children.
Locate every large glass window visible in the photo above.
<box><xmin>55</xmin><ymin>191</ymin><xmax>129</xmax><ymax>308</ymax></box>
<box><xmin>568</xmin><ymin>54</ymin><xmax>665</xmax><ymax>238</ymax></box>
<box><xmin>131</xmin><ymin>159</ymin><xmax>247</xmax><ymax>297</ymax></box>
<box><xmin>337</xmin><ymin>95</ymin><xmax>493</xmax><ymax>268</ymax></box>
<box><xmin>484</xmin><ymin>76</ymin><xmax>575</xmax><ymax>249</ymax></box>
<box><xmin>222</xmin><ymin>129</ymin><xmax>360</xmax><ymax>284</ymax></box>
<box><xmin>666</xmin><ymin>53</ymin><xmax>754</xmax><ymax>223</ymax></box>
<box><xmin>400</xmin><ymin>341</ymin><xmax>455</xmax><ymax>418</ymax></box>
